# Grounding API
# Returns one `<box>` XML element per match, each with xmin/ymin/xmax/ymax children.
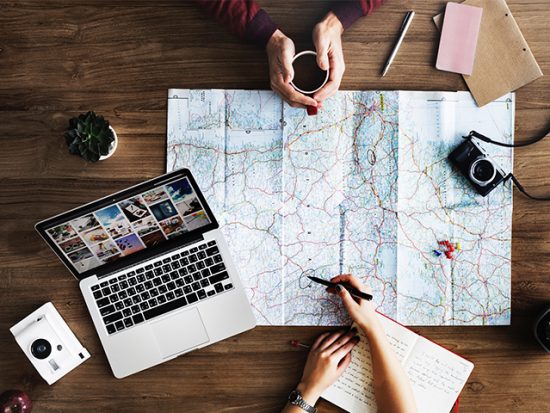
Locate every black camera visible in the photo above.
<box><xmin>448</xmin><ymin>138</ymin><xmax>507</xmax><ymax>197</ymax></box>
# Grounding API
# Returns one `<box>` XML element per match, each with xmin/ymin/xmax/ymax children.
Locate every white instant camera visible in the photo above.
<box><xmin>10</xmin><ymin>302</ymin><xmax>90</xmax><ymax>384</ymax></box>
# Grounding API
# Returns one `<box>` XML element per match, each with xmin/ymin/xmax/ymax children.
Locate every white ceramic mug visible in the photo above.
<box><xmin>290</xmin><ymin>50</ymin><xmax>330</xmax><ymax>95</ymax></box>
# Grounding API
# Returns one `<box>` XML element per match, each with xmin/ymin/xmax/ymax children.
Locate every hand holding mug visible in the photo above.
<box><xmin>266</xmin><ymin>11</ymin><xmax>345</xmax><ymax>115</ymax></box>
<box><xmin>266</xmin><ymin>30</ymin><xmax>319</xmax><ymax>109</ymax></box>
<box><xmin>312</xmin><ymin>12</ymin><xmax>346</xmax><ymax>103</ymax></box>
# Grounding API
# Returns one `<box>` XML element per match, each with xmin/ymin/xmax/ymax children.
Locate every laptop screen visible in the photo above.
<box><xmin>36</xmin><ymin>170</ymin><xmax>218</xmax><ymax>280</ymax></box>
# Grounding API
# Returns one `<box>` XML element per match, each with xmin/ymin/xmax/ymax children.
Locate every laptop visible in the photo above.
<box><xmin>36</xmin><ymin>169</ymin><xmax>256</xmax><ymax>378</ymax></box>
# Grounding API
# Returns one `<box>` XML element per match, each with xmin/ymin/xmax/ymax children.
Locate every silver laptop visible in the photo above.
<box><xmin>36</xmin><ymin>169</ymin><xmax>256</xmax><ymax>378</ymax></box>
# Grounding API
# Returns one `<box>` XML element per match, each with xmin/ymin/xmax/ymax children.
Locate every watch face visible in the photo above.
<box><xmin>289</xmin><ymin>390</ymin><xmax>299</xmax><ymax>402</ymax></box>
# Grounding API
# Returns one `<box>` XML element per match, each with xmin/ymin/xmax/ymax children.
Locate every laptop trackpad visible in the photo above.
<box><xmin>151</xmin><ymin>308</ymin><xmax>209</xmax><ymax>358</ymax></box>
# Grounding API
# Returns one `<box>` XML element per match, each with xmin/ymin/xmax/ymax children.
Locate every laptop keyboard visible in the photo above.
<box><xmin>90</xmin><ymin>240</ymin><xmax>234</xmax><ymax>335</ymax></box>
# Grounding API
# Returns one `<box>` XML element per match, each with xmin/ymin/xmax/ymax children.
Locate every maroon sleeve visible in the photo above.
<box><xmin>331</xmin><ymin>0</ymin><xmax>384</xmax><ymax>30</ymax></box>
<box><xmin>194</xmin><ymin>0</ymin><xmax>278</xmax><ymax>48</ymax></box>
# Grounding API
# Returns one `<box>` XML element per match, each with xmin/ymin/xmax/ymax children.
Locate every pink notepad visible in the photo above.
<box><xmin>436</xmin><ymin>2</ymin><xmax>483</xmax><ymax>75</ymax></box>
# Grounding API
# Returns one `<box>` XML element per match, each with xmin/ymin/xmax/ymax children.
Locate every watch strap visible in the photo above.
<box><xmin>288</xmin><ymin>389</ymin><xmax>317</xmax><ymax>413</ymax></box>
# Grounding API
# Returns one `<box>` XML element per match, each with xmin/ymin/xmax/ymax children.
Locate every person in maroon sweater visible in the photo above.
<box><xmin>195</xmin><ymin>0</ymin><xmax>383</xmax><ymax>110</ymax></box>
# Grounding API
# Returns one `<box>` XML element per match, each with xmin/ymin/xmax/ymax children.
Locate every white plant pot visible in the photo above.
<box><xmin>99</xmin><ymin>126</ymin><xmax>118</xmax><ymax>161</ymax></box>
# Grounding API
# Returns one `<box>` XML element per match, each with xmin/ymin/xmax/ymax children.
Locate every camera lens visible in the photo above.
<box><xmin>31</xmin><ymin>339</ymin><xmax>52</xmax><ymax>359</ymax></box>
<box><xmin>470</xmin><ymin>158</ymin><xmax>496</xmax><ymax>186</ymax></box>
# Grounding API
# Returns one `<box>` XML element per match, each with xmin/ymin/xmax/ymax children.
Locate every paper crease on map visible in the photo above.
<box><xmin>166</xmin><ymin>89</ymin><xmax>514</xmax><ymax>326</ymax></box>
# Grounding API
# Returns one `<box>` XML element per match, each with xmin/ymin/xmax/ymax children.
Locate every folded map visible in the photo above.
<box><xmin>166</xmin><ymin>89</ymin><xmax>514</xmax><ymax>326</ymax></box>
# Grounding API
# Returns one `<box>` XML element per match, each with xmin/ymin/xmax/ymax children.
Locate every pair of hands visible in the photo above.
<box><xmin>294</xmin><ymin>274</ymin><xmax>381</xmax><ymax>406</ymax></box>
<box><xmin>266</xmin><ymin>12</ymin><xmax>345</xmax><ymax>110</ymax></box>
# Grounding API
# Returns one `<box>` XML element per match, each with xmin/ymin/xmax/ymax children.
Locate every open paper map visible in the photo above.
<box><xmin>166</xmin><ymin>89</ymin><xmax>514</xmax><ymax>326</ymax></box>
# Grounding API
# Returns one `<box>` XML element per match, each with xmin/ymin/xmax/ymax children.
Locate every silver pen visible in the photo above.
<box><xmin>381</xmin><ymin>10</ymin><xmax>415</xmax><ymax>77</ymax></box>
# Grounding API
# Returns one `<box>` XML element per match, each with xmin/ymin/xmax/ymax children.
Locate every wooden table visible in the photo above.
<box><xmin>1</xmin><ymin>1</ymin><xmax>549</xmax><ymax>411</ymax></box>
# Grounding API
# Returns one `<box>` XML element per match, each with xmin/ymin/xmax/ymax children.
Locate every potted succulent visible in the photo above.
<box><xmin>64</xmin><ymin>111</ymin><xmax>118</xmax><ymax>162</ymax></box>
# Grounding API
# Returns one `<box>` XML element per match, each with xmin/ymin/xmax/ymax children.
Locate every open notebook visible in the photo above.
<box><xmin>322</xmin><ymin>314</ymin><xmax>474</xmax><ymax>413</ymax></box>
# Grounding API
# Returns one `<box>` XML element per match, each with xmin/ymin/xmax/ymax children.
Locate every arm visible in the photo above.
<box><xmin>367</xmin><ymin>322</ymin><xmax>417</xmax><ymax>413</ymax></box>
<box><xmin>195</xmin><ymin>0</ymin><xmax>318</xmax><ymax>109</ymax></box>
<box><xmin>312</xmin><ymin>0</ymin><xmax>384</xmax><ymax>103</ymax></box>
<box><xmin>193</xmin><ymin>0</ymin><xmax>277</xmax><ymax>48</ymax></box>
<box><xmin>331</xmin><ymin>0</ymin><xmax>384</xmax><ymax>30</ymax></box>
<box><xmin>329</xmin><ymin>275</ymin><xmax>417</xmax><ymax>413</ymax></box>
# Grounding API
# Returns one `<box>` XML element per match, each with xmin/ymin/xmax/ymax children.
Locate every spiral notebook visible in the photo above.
<box><xmin>322</xmin><ymin>313</ymin><xmax>474</xmax><ymax>413</ymax></box>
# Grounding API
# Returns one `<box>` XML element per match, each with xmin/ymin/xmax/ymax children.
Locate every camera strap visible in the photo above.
<box><xmin>466</xmin><ymin>129</ymin><xmax>549</xmax><ymax>148</ymax></box>
<box><xmin>463</xmin><ymin>128</ymin><xmax>550</xmax><ymax>201</ymax></box>
<box><xmin>505</xmin><ymin>174</ymin><xmax>550</xmax><ymax>201</ymax></box>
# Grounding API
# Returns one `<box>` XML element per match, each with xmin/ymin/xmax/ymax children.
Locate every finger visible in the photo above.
<box><xmin>337</xmin><ymin>284</ymin><xmax>361</xmax><ymax>314</ymax></box>
<box><xmin>330</xmin><ymin>274</ymin><xmax>351</xmax><ymax>283</ymax></box>
<box><xmin>271</xmin><ymin>81</ymin><xmax>309</xmax><ymax>109</ymax></box>
<box><xmin>311</xmin><ymin>332</ymin><xmax>331</xmax><ymax>350</ymax></box>
<box><xmin>313</xmin><ymin>66</ymin><xmax>343</xmax><ymax>102</ymax></box>
<box><xmin>283</xmin><ymin>86</ymin><xmax>318</xmax><ymax>107</ymax></box>
<box><xmin>314</xmin><ymin>53</ymin><xmax>344</xmax><ymax>102</ymax></box>
<box><xmin>328</xmin><ymin>274</ymin><xmax>354</xmax><ymax>294</ymax></box>
<box><xmin>325</xmin><ymin>330</ymin><xmax>357</xmax><ymax>354</ymax></box>
<box><xmin>337</xmin><ymin>352</ymin><xmax>353</xmax><ymax>374</ymax></box>
<box><xmin>330</xmin><ymin>274</ymin><xmax>372</xmax><ymax>294</ymax></box>
<box><xmin>313</xmin><ymin>79</ymin><xmax>339</xmax><ymax>103</ymax></box>
<box><xmin>314</xmin><ymin>40</ymin><xmax>330</xmax><ymax>71</ymax></box>
<box><xmin>317</xmin><ymin>329</ymin><xmax>348</xmax><ymax>351</ymax></box>
<box><xmin>332</xmin><ymin>335</ymin><xmax>360</xmax><ymax>361</ymax></box>
<box><xmin>326</xmin><ymin>286</ymin><xmax>337</xmax><ymax>295</ymax></box>
<box><xmin>289</xmin><ymin>102</ymin><xmax>308</xmax><ymax>109</ymax></box>
<box><xmin>280</xmin><ymin>46</ymin><xmax>295</xmax><ymax>83</ymax></box>
<box><xmin>272</xmin><ymin>73</ymin><xmax>318</xmax><ymax>107</ymax></box>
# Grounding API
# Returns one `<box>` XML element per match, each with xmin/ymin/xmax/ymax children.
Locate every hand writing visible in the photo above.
<box><xmin>328</xmin><ymin>274</ymin><xmax>381</xmax><ymax>337</ymax></box>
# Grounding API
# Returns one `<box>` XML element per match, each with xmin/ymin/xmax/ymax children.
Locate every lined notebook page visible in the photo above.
<box><xmin>322</xmin><ymin>315</ymin><xmax>418</xmax><ymax>412</ymax></box>
<box><xmin>404</xmin><ymin>337</ymin><xmax>474</xmax><ymax>413</ymax></box>
<box><xmin>322</xmin><ymin>314</ymin><xmax>474</xmax><ymax>413</ymax></box>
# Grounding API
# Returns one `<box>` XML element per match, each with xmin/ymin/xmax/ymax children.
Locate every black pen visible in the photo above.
<box><xmin>307</xmin><ymin>276</ymin><xmax>373</xmax><ymax>301</ymax></box>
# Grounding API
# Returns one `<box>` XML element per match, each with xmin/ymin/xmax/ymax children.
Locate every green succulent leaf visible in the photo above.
<box><xmin>65</xmin><ymin>111</ymin><xmax>115</xmax><ymax>162</ymax></box>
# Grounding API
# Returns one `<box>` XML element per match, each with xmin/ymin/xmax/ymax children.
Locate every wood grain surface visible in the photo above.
<box><xmin>1</xmin><ymin>1</ymin><xmax>549</xmax><ymax>412</ymax></box>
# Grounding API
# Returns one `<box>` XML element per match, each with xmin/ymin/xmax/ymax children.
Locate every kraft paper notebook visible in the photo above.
<box><xmin>322</xmin><ymin>313</ymin><xmax>474</xmax><ymax>413</ymax></box>
<box><xmin>434</xmin><ymin>0</ymin><xmax>543</xmax><ymax>107</ymax></box>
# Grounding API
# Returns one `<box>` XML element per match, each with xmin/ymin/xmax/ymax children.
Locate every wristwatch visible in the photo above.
<box><xmin>288</xmin><ymin>389</ymin><xmax>317</xmax><ymax>413</ymax></box>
